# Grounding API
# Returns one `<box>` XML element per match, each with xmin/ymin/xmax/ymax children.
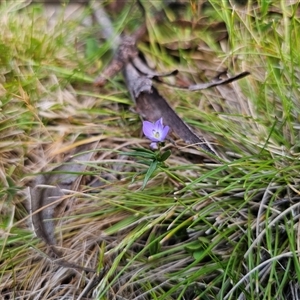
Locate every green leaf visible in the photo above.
<box><xmin>193</xmin><ymin>250</ymin><xmax>205</xmax><ymax>261</ymax></box>
<box><xmin>142</xmin><ymin>160</ymin><xmax>158</xmax><ymax>190</ymax></box>
<box><xmin>130</xmin><ymin>147</ymin><xmax>155</xmax><ymax>154</ymax></box>
<box><xmin>185</xmin><ymin>241</ymin><xmax>202</xmax><ymax>251</ymax></box>
<box><xmin>136</xmin><ymin>160</ymin><xmax>152</xmax><ymax>166</ymax></box>
<box><xmin>148</xmin><ymin>232</ymin><xmax>160</xmax><ymax>255</ymax></box>
<box><xmin>159</xmin><ymin>150</ymin><xmax>171</xmax><ymax>162</ymax></box>
<box><xmin>121</xmin><ymin>151</ymin><xmax>156</xmax><ymax>159</ymax></box>
<box><xmin>85</xmin><ymin>38</ymin><xmax>100</xmax><ymax>60</ymax></box>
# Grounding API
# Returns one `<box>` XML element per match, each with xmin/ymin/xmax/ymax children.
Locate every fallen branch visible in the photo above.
<box><xmin>93</xmin><ymin>2</ymin><xmax>250</xmax><ymax>157</ymax></box>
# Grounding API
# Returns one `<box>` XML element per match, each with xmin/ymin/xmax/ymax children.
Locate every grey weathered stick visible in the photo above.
<box><xmin>123</xmin><ymin>62</ymin><xmax>216</xmax><ymax>154</ymax></box>
<box><xmin>132</xmin><ymin>56</ymin><xmax>178</xmax><ymax>79</ymax></box>
<box><xmin>93</xmin><ymin>4</ymin><xmax>217</xmax><ymax>155</ymax></box>
<box><xmin>188</xmin><ymin>71</ymin><xmax>250</xmax><ymax>91</ymax></box>
<box><xmin>152</xmin><ymin>70</ymin><xmax>250</xmax><ymax>91</ymax></box>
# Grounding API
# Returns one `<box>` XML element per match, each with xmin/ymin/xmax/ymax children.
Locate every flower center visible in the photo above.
<box><xmin>152</xmin><ymin>130</ymin><xmax>160</xmax><ymax>138</ymax></box>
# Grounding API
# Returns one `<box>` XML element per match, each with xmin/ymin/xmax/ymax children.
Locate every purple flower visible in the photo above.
<box><xmin>142</xmin><ymin>118</ymin><xmax>170</xmax><ymax>149</ymax></box>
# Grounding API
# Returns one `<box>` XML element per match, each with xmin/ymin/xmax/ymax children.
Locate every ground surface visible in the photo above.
<box><xmin>1</xmin><ymin>1</ymin><xmax>300</xmax><ymax>299</ymax></box>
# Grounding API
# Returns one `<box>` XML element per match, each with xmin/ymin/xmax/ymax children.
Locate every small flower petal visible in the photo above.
<box><xmin>150</xmin><ymin>142</ymin><xmax>158</xmax><ymax>149</ymax></box>
<box><xmin>142</xmin><ymin>121</ymin><xmax>155</xmax><ymax>139</ymax></box>
<box><xmin>155</xmin><ymin>118</ymin><xmax>163</xmax><ymax>130</ymax></box>
<box><xmin>160</xmin><ymin>125</ymin><xmax>170</xmax><ymax>141</ymax></box>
